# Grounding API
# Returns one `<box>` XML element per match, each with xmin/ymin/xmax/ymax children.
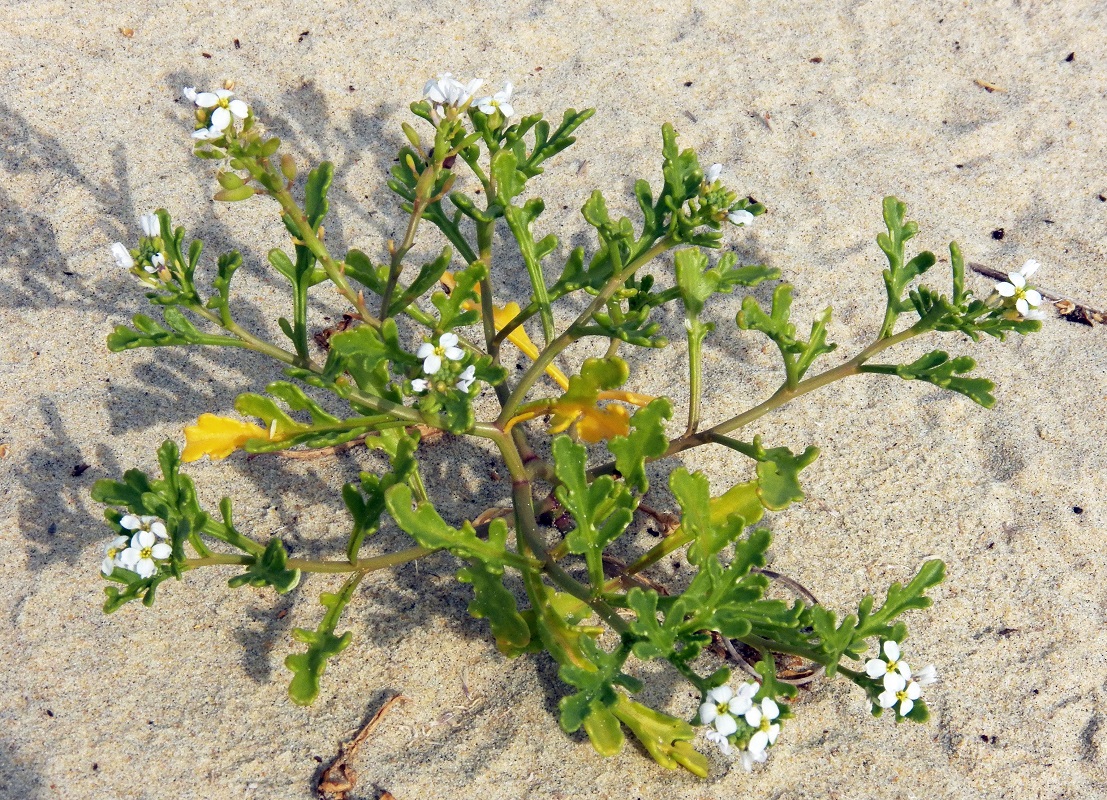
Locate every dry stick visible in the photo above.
<box><xmin>316</xmin><ymin>694</ymin><xmax>410</xmax><ymax>799</ymax></box>
<box><xmin>717</xmin><ymin>569</ymin><xmax>826</xmax><ymax>686</ymax></box>
<box><xmin>969</xmin><ymin>262</ymin><xmax>1105</xmax><ymax>324</ymax></box>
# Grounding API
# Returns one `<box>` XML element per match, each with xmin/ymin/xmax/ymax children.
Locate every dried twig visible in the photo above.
<box><xmin>316</xmin><ymin>694</ymin><xmax>409</xmax><ymax>799</ymax></box>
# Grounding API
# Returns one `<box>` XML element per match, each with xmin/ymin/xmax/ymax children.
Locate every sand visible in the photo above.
<box><xmin>2</xmin><ymin>1</ymin><xmax>1106</xmax><ymax>798</ymax></box>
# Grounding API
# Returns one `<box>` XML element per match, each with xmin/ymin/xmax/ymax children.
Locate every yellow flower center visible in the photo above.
<box><xmin>140</xmin><ymin>546</ymin><xmax>154</xmax><ymax>560</ymax></box>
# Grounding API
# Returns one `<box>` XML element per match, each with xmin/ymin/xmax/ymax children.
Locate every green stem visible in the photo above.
<box><xmin>380</xmin><ymin>194</ymin><xmax>429</xmax><ymax>319</ymax></box>
<box><xmin>184</xmin><ymin>545</ymin><xmax>435</xmax><ymax>574</ymax></box>
<box><xmin>497</xmin><ymin>237</ymin><xmax>674</xmax><ymax>423</ymax></box>
<box><xmin>666</xmin><ymin>324</ymin><xmax>922</xmax><ymax>457</ymax></box>
<box><xmin>683</xmin><ymin>320</ymin><xmax>705</xmax><ymax>437</ymax></box>
<box><xmin>475</xmin><ymin>423</ymin><xmax>630</xmax><ymax>635</ymax></box>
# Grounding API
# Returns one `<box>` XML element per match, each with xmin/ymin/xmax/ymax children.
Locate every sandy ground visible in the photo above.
<box><xmin>2</xmin><ymin>1</ymin><xmax>1106</xmax><ymax>798</ymax></box>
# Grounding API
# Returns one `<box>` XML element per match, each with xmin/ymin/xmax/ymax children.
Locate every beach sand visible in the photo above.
<box><xmin>2</xmin><ymin>1</ymin><xmax>1106</xmax><ymax>797</ymax></box>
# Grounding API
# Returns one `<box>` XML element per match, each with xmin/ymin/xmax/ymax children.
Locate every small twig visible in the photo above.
<box><xmin>713</xmin><ymin>569</ymin><xmax>826</xmax><ymax>686</ymax></box>
<box><xmin>316</xmin><ymin>694</ymin><xmax>409</xmax><ymax>799</ymax></box>
<box><xmin>974</xmin><ymin>79</ymin><xmax>1006</xmax><ymax>93</ymax></box>
<box><xmin>969</xmin><ymin>262</ymin><xmax>1105</xmax><ymax>325</ymax></box>
<box><xmin>636</xmin><ymin>501</ymin><xmax>680</xmax><ymax>535</ymax></box>
<box><xmin>602</xmin><ymin>554</ymin><xmax>670</xmax><ymax>595</ymax></box>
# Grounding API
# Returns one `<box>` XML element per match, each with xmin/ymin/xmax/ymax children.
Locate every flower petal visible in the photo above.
<box><xmin>416</xmin><ymin>342</ymin><xmax>435</xmax><ymax>359</ymax></box>
<box><xmin>210</xmin><ymin>106</ymin><xmax>231</xmax><ymax>131</ymax></box>
<box><xmin>1023</xmin><ymin>289</ymin><xmax>1042</xmax><ymax>308</ymax></box>
<box><xmin>748</xmin><ymin>730</ymin><xmax>769</xmax><ymax>755</ymax></box>
<box><xmin>195</xmin><ymin>92</ymin><xmax>219</xmax><ymax>108</ymax></box>
<box><xmin>111</xmin><ymin>243</ymin><xmax>134</xmax><ymax>269</ymax></box>
<box><xmin>1020</xmin><ymin>259</ymin><xmax>1040</xmax><ymax>278</ymax></box>
<box><xmin>713</xmin><ymin>713</ymin><xmax>738</xmax><ymax>737</ymax></box>
<box><xmin>443</xmin><ymin>346</ymin><xmax>465</xmax><ymax>361</ymax></box>
<box><xmin>708</xmin><ymin>685</ymin><xmax>733</xmax><ymax>704</ymax></box>
<box><xmin>877</xmin><ymin>689</ymin><xmax>897</xmax><ymax>708</ymax></box>
<box><xmin>995</xmin><ymin>281</ymin><xmax>1016</xmax><ymax>297</ymax></box>
<box><xmin>905</xmin><ymin>681</ymin><xmax>922</xmax><ymax>700</ymax></box>
<box><xmin>136</xmin><ymin>559</ymin><xmax>156</xmax><ymax>579</ymax></box>
<box><xmin>767</xmin><ymin>723</ymin><xmax>780</xmax><ymax>745</ymax></box>
<box><xmin>699</xmin><ymin>703</ymin><xmax>718</xmax><ymax>725</ymax></box>
<box><xmin>151</xmin><ymin>542</ymin><xmax>172</xmax><ymax>560</ymax></box>
<box><xmin>883</xmin><ymin>671</ymin><xmax>906</xmax><ymax>693</ymax></box>
<box><xmin>899</xmin><ymin>697</ymin><xmax>914</xmax><ymax>716</ymax></box>
<box><xmin>150</xmin><ymin>521</ymin><xmax>168</xmax><ymax>539</ymax></box>
<box><xmin>760</xmin><ymin>698</ymin><xmax>779</xmax><ymax>721</ymax></box>
<box><xmin>1016</xmin><ymin>297</ymin><xmax>1029</xmax><ymax>315</ymax></box>
<box><xmin>120</xmin><ymin>514</ymin><xmax>142</xmax><ymax>530</ymax></box>
<box><xmin>705</xmin><ymin>163</ymin><xmax>722</xmax><ymax>183</ymax></box>
<box><xmin>865</xmin><ymin>658</ymin><xmax>886</xmax><ymax>679</ymax></box>
<box><xmin>745</xmin><ymin>706</ymin><xmax>762</xmax><ymax>728</ymax></box>
<box><xmin>883</xmin><ymin>640</ymin><xmax>901</xmax><ymax>661</ymax></box>
<box><xmin>423</xmin><ymin>354</ymin><xmax>442</xmax><ymax>375</ymax></box>
<box><xmin>728</xmin><ymin>209</ymin><xmax>755</xmax><ymax>226</ymax></box>
<box><xmin>182</xmin><ymin>414</ymin><xmax>268</xmax><ymax>462</ymax></box>
<box><xmin>228</xmin><ymin>99</ymin><xmax>249</xmax><ymax>119</ymax></box>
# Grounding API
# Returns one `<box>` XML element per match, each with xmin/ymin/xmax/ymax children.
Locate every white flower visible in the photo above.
<box><xmin>140</xmin><ymin>213</ymin><xmax>159</xmax><ymax>238</ymax></box>
<box><xmin>120</xmin><ymin>514</ymin><xmax>168</xmax><ymax>540</ymax></box>
<box><xmin>424</xmin><ymin>73</ymin><xmax>484</xmax><ymax>109</ymax></box>
<box><xmin>182</xmin><ymin>87</ymin><xmax>198</xmax><ymax>103</ymax></box>
<box><xmin>739</xmin><ymin>745</ymin><xmax>769</xmax><ymax>772</ymax></box>
<box><xmin>476</xmin><ymin>82</ymin><xmax>514</xmax><ymax>118</ymax></box>
<box><xmin>111</xmin><ymin>243</ymin><xmax>134</xmax><ymax>269</ymax></box>
<box><xmin>699</xmin><ymin>681</ymin><xmax>758</xmax><ymax>739</ymax></box>
<box><xmin>193</xmin><ymin>89</ymin><xmax>249</xmax><ymax>132</ymax></box>
<box><xmin>411</xmin><ymin>378</ymin><xmax>429</xmax><ymax>393</ymax></box>
<box><xmin>914</xmin><ymin>664</ymin><xmax>938</xmax><ymax>687</ymax></box>
<box><xmin>878</xmin><ymin>677</ymin><xmax>923</xmax><ymax>717</ymax></box>
<box><xmin>118</xmin><ymin>529</ymin><xmax>171</xmax><ymax>579</ymax></box>
<box><xmin>995</xmin><ymin>259</ymin><xmax>1043</xmax><ymax>316</ymax></box>
<box><xmin>744</xmin><ymin>698</ymin><xmax>781</xmax><ymax>756</ymax></box>
<box><xmin>704</xmin><ymin>728</ymin><xmax>732</xmax><ymax>755</ymax></box>
<box><xmin>728</xmin><ymin>208</ymin><xmax>755</xmax><ymax>227</ymax></box>
<box><xmin>699</xmin><ymin>685</ymin><xmax>739</xmax><ymax>736</ymax></box>
<box><xmin>191</xmin><ymin>126</ymin><xmax>222</xmax><ymax>141</ymax></box>
<box><xmin>145</xmin><ymin>252</ymin><xmax>165</xmax><ymax>274</ymax></box>
<box><xmin>865</xmin><ymin>640</ymin><xmax>912</xmax><ymax>692</ymax></box>
<box><xmin>705</xmin><ymin>163</ymin><xmax>722</xmax><ymax>183</ymax></box>
<box><xmin>101</xmin><ymin>535</ymin><xmax>129</xmax><ymax>577</ymax></box>
<box><xmin>416</xmin><ymin>333</ymin><xmax>464</xmax><ymax>376</ymax></box>
<box><xmin>455</xmin><ymin>365</ymin><xmax>477</xmax><ymax>392</ymax></box>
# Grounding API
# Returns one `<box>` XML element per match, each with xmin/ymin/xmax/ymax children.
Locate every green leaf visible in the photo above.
<box><xmin>285</xmin><ymin>575</ymin><xmax>358</xmax><ymax>705</ymax></box>
<box><xmin>503</xmin><ymin>199</ymin><xmax>557</xmax><ymax>342</ymax></box>
<box><xmin>671</xmin><ymin>468</ymin><xmax>746</xmax><ymax>566</ymax></box>
<box><xmin>305</xmin><ymin>162</ymin><xmax>334</xmax><ymax>229</ymax></box>
<box><xmin>737</xmin><ymin>284</ymin><xmax>837</xmax><ymax>386</ymax></box>
<box><xmin>456</xmin><ymin>520</ymin><xmax>532</xmax><ymax>656</ymax></box>
<box><xmin>611</xmin><ymin>694</ymin><xmax>708</xmax><ymax>777</ymax></box>
<box><xmin>387</xmin><ymin>247</ymin><xmax>452</xmax><ymax>317</ymax></box>
<box><xmin>326</xmin><ymin>320</ymin><xmax>409</xmax><ymax>395</ymax></box>
<box><xmin>521</xmin><ymin>107</ymin><xmax>595</xmax><ymax>175</ymax></box>
<box><xmin>490</xmin><ymin>148</ymin><xmax>526</xmax><ymax>206</ymax></box>
<box><xmin>877</xmin><ymin>196</ymin><xmax>937</xmax><ymax>335</ymax></box>
<box><xmin>106</xmin><ymin>313</ymin><xmax>241</xmax><ymax>351</ymax></box>
<box><xmin>552</xmin><ymin>436</ymin><xmax>637</xmax><ymax>590</ymax></box>
<box><xmin>344</xmin><ymin>248</ymin><xmax>386</xmax><ymax>294</ymax></box>
<box><xmin>861</xmin><ymin>350</ymin><xmax>996</xmax><ymax>407</ymax></box>
<box><xmin>385</xmin><ymin>484</ymin><xmax>531</xmax><ymax>570</ymax></box>
<box><xmin>431</xmin><ymin>261</ymin><xmax>485</xmax><ymax>331</ymax></box>
<box><xmin>227</xmin><ymin>537</ymin><xmax>300</xmax><ymax>593</ymax></box>
<box><xmin>606</xmin><ymin>398</ymin><xmax>672</xmax><ymax>492</ymax></box>
<box><xmin>343</xmin><ymin>431</ymin><xmax>419</xmax><ymax>561</ymax></box>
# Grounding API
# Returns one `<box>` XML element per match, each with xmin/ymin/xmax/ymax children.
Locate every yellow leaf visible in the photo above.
<box><xmin>441</xmin><ymin>272</ymin><xmax>569</xmax><ymax>390</ymax></box>
<box><xmin>182</xmin><ymin>414</ymin><xmax>268</xmax><ymax>462</ymax></box>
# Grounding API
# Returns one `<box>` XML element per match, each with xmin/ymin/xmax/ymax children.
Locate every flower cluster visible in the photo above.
<box><xmin>995</xmin><ymin>259</ymin><xmax>1045</xmax><ymax>319</ymax></box>
<box><xmin>865</xmin><ymin>640</ymin><xmax>938</xmax><ymax>717</ymax></box>
<box><xmin>702</xmin><ymin>163</ymin><xmax>755</xmax><ymax>227</ymax></box>
<box><xmin>423</xmin><ymin>73</ymin><xmax>514</xmax><ymax>119</ymax></box>
<box><xmin>411</xmin><ymin>333</ymin><xmax>476</xmax><ymax>394</ymax></box>
<box><xmin>184</xmin><ymin>87</ymin><xmax>249</xmax><ymax>140</ymax></box>
<box><xmin>101</xmin><ymin>515</ymin><xmax>171</xmax><ymax>579</ymax></box>
<box><xmin>698</xmin><ymin>681</ymin><xmax>784</xmax><ymax>771</ymax></box>
<box><xmin>110</xmin><ymin>213</ymin><xmax>166</xmax><ymax>275</ymax></box>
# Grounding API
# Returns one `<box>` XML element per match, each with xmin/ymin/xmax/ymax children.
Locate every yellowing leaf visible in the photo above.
<box><xmin>441</xmin><ymin>272</ymin><xmax>569</xmax><ymax>390</ymax></box>
<box><xmin>182</xmin><ymin>414</ymin><xmax>268</xmax><ymax>462</ymax></box>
